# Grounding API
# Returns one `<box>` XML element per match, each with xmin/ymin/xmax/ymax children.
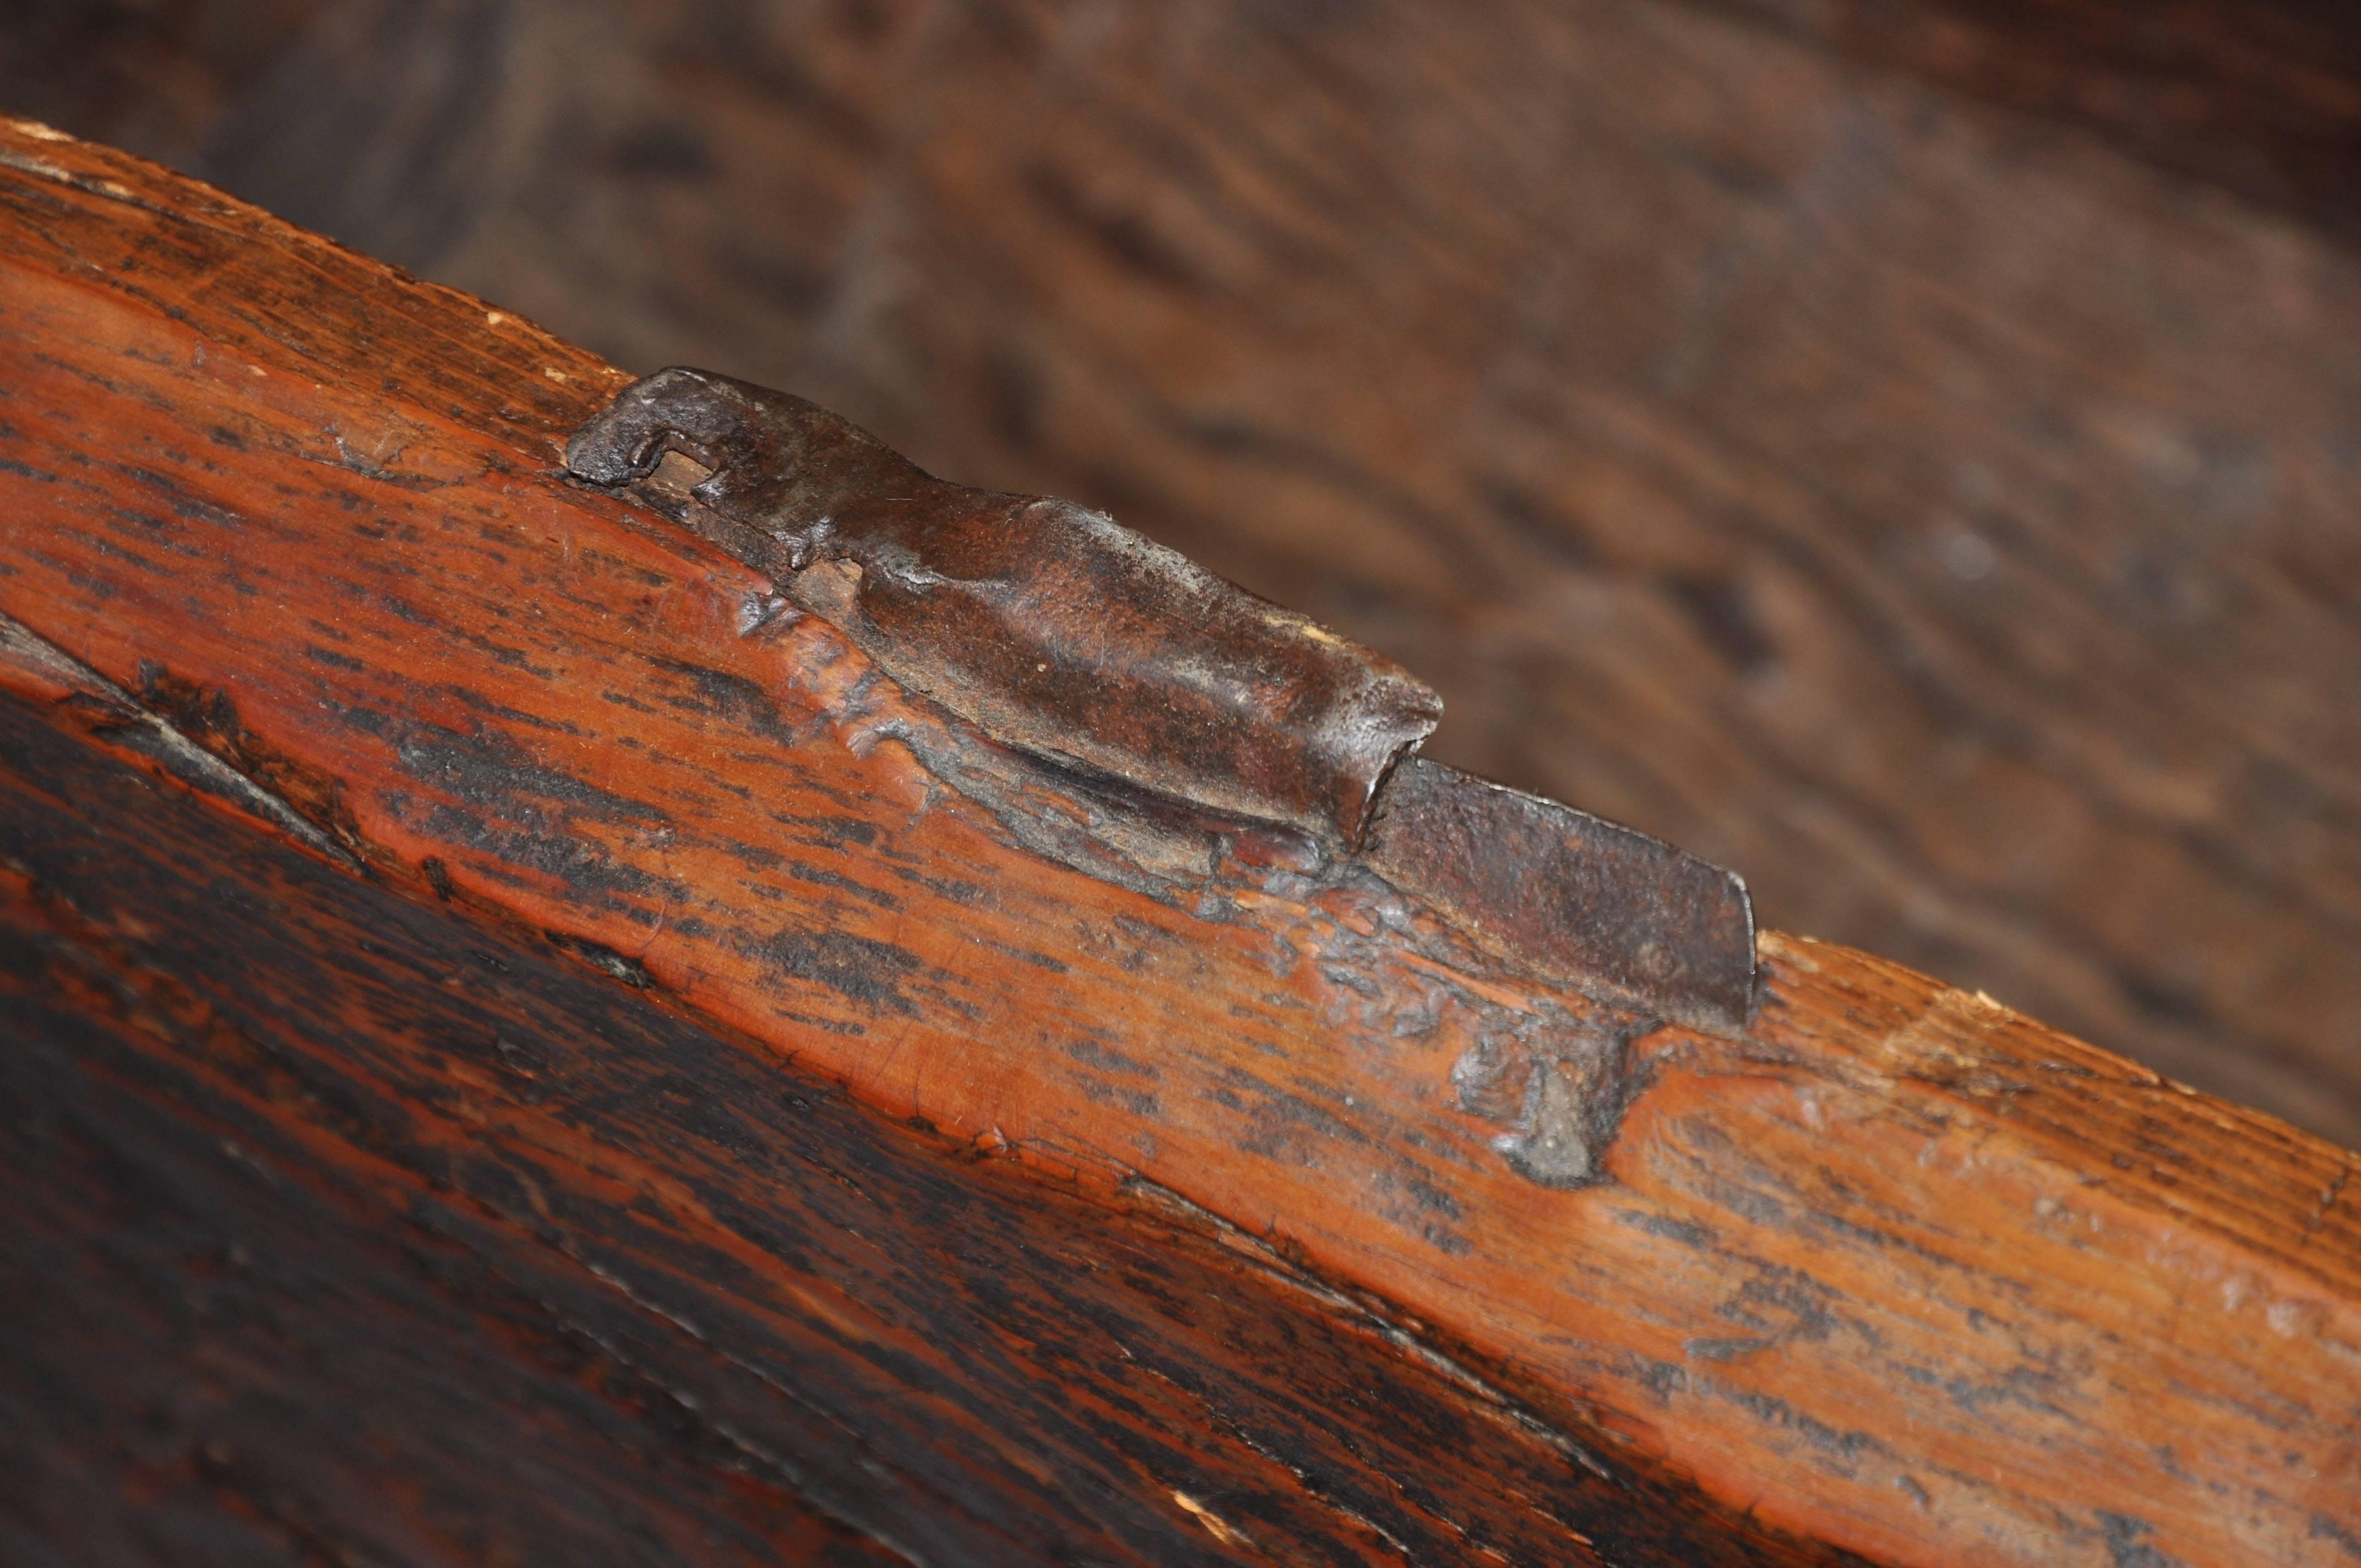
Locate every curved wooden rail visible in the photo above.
<box><xmin>0</xmin><ymin>121</ymin><xmax>2354</xmax><ymax>1565</ymax></box>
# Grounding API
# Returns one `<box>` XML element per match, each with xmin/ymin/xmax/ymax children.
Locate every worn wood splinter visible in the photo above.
<box><xmin>0</xmin><ymin>119</ymin><xmax>2356</xmax><ymax>1567</ymax></box>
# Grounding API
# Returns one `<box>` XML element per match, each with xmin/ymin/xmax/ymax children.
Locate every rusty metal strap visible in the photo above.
<box><xmin>567</xmin><ymin>368</ymin><xmax>1753</xmax><ymax>1035</ymax></box>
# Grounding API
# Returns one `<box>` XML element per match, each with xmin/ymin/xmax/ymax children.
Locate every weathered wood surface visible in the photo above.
<box><xmin>0</xmin><ymin>123</ymin><xmax>2357</xmax><ymax>1566</ymax></box>
<box><xmin>0</xmin><ymin>684</ymin><xmax>1805</xmax><ymax>1567</ymax></box>
<box><xmin>4</xmin><ymin>0</ymin><xmax>2355</xmax><ymax>1151</ymax></box>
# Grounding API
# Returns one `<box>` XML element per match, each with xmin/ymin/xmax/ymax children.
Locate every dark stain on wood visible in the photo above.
<box><xmin>0</xmin><ymin>685</ymin><xmax>1861</xmax><ymax>1566</ymax></box>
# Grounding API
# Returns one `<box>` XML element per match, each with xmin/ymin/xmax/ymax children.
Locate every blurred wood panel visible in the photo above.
<box><xmin>4</xmin><ymin>0</ymin><xmax>2358</xmax><ymax>1146</ymax></box>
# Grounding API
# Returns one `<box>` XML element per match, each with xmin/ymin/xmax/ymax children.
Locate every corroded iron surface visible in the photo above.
<box><xmin>1368</xmin><ymin>758</ymin><xmax>1755</xmax><ymax>1036</ymax></box>
<box><xmin>568</xmin><ymin>367</ymin><xmax>1754</xmax><ymax>1035</ymax></box>
<box><xmin>567</xmin><ymin>367</ymin><xmax>1441</xmax><ymax>848</ymax></box>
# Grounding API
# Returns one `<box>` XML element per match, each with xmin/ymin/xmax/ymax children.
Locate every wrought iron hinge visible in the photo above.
<box><xmin>568</xmin><ymin>368</ymin><xmax>1754</xmax><ymax>1036</ymax></box>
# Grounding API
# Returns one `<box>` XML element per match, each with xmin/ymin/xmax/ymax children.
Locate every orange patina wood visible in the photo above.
<box><xmin>0</xmin><ymin>121</ymin><xmax>2355</xmax><ymax>1566</ymax></box>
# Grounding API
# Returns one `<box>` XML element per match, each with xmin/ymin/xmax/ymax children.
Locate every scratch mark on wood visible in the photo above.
<box><xmin>0</xmin><ymin>608</ymin><xmax>361</xmax><ymax>870</ymax></box>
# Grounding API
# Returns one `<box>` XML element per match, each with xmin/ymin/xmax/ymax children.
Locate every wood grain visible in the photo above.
<box><xmin>4</xmin><ymin>683</ymin><xmax>1840</xmax><ymax>1567</ymax></box>
<box><xmin>1</xmin><ymin>122</ymin><xmax>2355</xmax><ymax>1566</ymax></box>
<box><xmin>8</xmin><ymin>0</ymin><xmax>2352</xmax><ymax>1148</ymax></box>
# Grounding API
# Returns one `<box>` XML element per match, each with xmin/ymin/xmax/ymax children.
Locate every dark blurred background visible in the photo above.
<box><xmin>4</xmin><ymin>0</ymin><xmax>2358</xmax><ymax>1146</ymax></box>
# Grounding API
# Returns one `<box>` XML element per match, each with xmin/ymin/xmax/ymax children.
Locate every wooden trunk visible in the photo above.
<box><xmin>0</xmin><ymin>120</ymin><xmax>2355</xmax><ymax>1566</ymax></box>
